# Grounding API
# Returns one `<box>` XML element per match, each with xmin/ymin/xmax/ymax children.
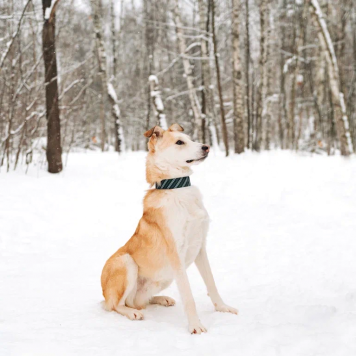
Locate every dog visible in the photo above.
<box><xmin>101</xmin><ymin>123</ymin><xmax>237</xmax><ymax>334</ymax></box>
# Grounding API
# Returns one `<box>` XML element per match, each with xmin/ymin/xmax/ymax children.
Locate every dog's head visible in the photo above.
<box><xmin>144</xmin><ymin>124</ymin><xmax>210</xmax><ymax>184</ymax></box>
<box><xmin>144</xmin><ymin>124</ymin><xmax>210</xmax><ymax>168</ymax></box>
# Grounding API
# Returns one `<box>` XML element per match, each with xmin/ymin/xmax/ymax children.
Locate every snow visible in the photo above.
<box><xmin>296</xmin><ymin>74</ymin><xmax>303</xmax><ymax>84</ymax></box>
<box><xmin>107</xmin><ymin>83</ymin><xmax>125</xmax><ymax>149</ymax></box>
<box><xmin>158</xmin><ymin>113</ymin><xmax>168</xmax><ymax>130</ymax></box>
<box><xmin>155</xmin><ymin>96</ymin><xmax>164</xmax><ymax>112</ymax></box>
<box><xmin>149</xmin><ymin>75</ymin><xmax>158</xmax><ymax>84</ymax></box>
<box><xmin>283</xmin><ymin>56</ymin><xmax>295</xmax><ymax>74</ymax></box>
<box><xmin>44</xmin><ymin>1</ymin><xmax>57</xmax><ymax>20</ymax></box>
<box><xmin>1</xmin><ymin>151</ymin><xmax>356</xmax><ymax>355</ymax></box>
<box><xmin>107</xmin><ymin>82</ymin><xmax>118</xmax><ymax>103</ymax></box>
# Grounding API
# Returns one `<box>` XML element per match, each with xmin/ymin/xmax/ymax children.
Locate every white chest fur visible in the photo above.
<box><xmin>163</xmin><ymin>186</ymin><xmax>210</xmax><ymax>267</ymax></box>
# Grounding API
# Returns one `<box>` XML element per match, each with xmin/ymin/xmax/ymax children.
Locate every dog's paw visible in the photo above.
<box><xmin>189</xmin><ymin>321</ymin><xmax>207</xmax><ymax>334</ymax></box>
<box><xmin>150</xmin><ymin>296</ymin><xmax>176</xmax><ymax>307</ymax></box>
<box><xmin>215</xmin><ymin>304</ymin><xmax>238</xmax><ymax>315</ymax></box>
<box><xmin>126</xmin><ymin>309</ymin><xmax>144</xmax><ymax>320</ymax></box>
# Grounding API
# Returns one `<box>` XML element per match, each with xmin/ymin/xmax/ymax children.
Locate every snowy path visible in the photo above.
<box><xmin>1</xmin><ymin>151</ymin><xmax>356</xmax><ymax>356</ymax></box>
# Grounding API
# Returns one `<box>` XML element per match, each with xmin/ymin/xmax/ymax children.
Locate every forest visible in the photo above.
<box><xmin>1</xmin><ymin>1</ymin><xmax>356</xmax><ymax>353</ymax></box>
<box><xmin>0</xmin><ymin>0</ymin><xmax>355</xmax><ymax>173</ymax></box>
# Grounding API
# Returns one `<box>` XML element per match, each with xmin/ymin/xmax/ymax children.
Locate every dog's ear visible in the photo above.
<box><xmin>168</xmin><ymin>124</ymin><xmax>184</xmax><ymax>132</ymax></box>
<box><xmin>144</xmin><ymin>126</ymin><xmax>164</xmax><ymax>138</ymax></box>
<box><xmin>144</xmin><ymin>126</ymin><xmax>165</xmax><ymax>152</ymax></box>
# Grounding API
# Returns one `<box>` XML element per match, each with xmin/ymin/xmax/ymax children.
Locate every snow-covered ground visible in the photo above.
<box><xmin>1</xmin><ymin>151</ymin><xmax>356</xmax><ymax>356</ymax></box>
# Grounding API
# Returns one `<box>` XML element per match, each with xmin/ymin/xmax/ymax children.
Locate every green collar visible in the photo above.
<box><xmin>156</xmin><ymin>176</ymin><xmax>191</xmax><ymax>190</ymax></box>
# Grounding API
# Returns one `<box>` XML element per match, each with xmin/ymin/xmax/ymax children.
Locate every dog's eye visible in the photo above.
<box><xmin>176</xmin><ymin>140</ymin><xmax>184</xmax><ymax>145</ymax></box>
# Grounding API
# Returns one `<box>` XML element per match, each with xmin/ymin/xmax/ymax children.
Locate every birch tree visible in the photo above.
<box><xmin>149</xmin><ymin>75</ymin><xmax>168</xmax><ymax>129</ymax></box>
<box><xmin>173</xmin><ymin>0</ymin><xmax>203</xmax><ymax>141</ymax></box>
<box><xmin>309</xmin><ymin>0</ymin><xmax>353</xmax><ymax>156</ymax></box>
<box><xmin>211</xmin><ymin>0</ymin><xmax>229</xmax><ymax>156</ymax></box>
<box><xmin>91</xmin><ymin>0</ymin><xmax>124</xmax><ymax>153</ymax></box>
<box><xmin>278</xmin><ymin>0</ymin><xmax>288</xmax><ymax>149</ymax></box>
<box><xmin>255</xmin><ymin>0</ymin><xmax>269</xmax><ymax>151</ymax></box>
<box><xmin>245</xmin><ymin>0</ymin><xmax>252</xmax><ymax>148</ymax></box>
<box><xmin>1</xmin><ymin>0</ymin><xmax>356</xmax><ymax>171</ymax></box>
<box><xmin>232</xmin><ymin>0</ymin><xmax>245</xmax><ymax>154</ymax></box>
<box><xmin>289</xmin><ymin>2</ymin><xmax>308</xmax><ymax>150</ymax></box>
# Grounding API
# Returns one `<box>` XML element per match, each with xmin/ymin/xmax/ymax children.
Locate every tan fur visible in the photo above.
<box><xmin>145</xmin><ymin>130</ymin><xmax>191</xmax><ymax>185</ymax></box>
<box><xmin>101</xmin><ymin>192</ymin><xmax>180</xmax><ymax>312</ymax></box>
<box><xmin>101</xmin><ymin>254</ymin><xmax>127</xmax><ymax>310</ymax></box>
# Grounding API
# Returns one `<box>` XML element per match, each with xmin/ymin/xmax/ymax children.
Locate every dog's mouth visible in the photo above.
<box><xmin>186</xmin><ymin>155</ymin><xmax>208</xmax><ymax>164</ymax></box>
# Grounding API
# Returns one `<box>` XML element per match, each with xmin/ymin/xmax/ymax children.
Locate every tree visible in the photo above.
<box><xmin>232</xmin><ymin>0</ymin><xmax>245</xmax><ymax>154</ymax></box>
<box><xmin>173</xmin><ymin>0</ymin><xmax>203</xmax><ymax>142</ymax></box>
<box><xmin>2</xmin><ymin>0</ymin><xmax>356</xmax><ymax>172</ymax></box>
<box><xmin>110</xmin><ymin>0</ymin><xmax>121</xmax><ymax>153</ymax></box>
<box><xmin>42</xmin><ymin>0</ymin><xmax>63</xmax><ymax>173</ymax></box>
<box><xmin>211</xmin><ymin>0</ymin><xmax>229</xmax><ymax>156</ymax></box>
<box><xmin>309</xmin><ymin>0</ymin><xmax>353</xmax><ymax>156</ymax></box>
<box><xmin>289</xmin><ymin>2</ymin><xmax>308</xmax><ymax>150</ymax></box>
<box><xmin>91</xmin><ymin>0</ymin><xmax>124</xmax><ymax>153</ymax></box>
<box><xmin>149</xmin><ymin>75</ymin><xmax>168</xmax><ymax>129</ymax></box>
<box><xmin>245</xmin><ymin>0</ymin><xmax>252</xmax><ymax>149</ymax></box>
<box><xmin>255</xmin><ymin>0</ymin><xmax>269</xmax><ymax>151</ymax></box>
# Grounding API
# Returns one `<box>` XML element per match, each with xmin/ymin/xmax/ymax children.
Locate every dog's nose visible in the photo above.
<box><xmin>202</xmin><ymin>145</ymin><xmax>210</xmax><ymax>153</ymax></box>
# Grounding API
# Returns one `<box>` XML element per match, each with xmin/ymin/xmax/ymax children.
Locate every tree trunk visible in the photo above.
<box><xmin>42</xmin><ymin>0</ymin><xmax>63</xmax><ymax>173</ymax></box>
<box><xmin>245</xmin><ymin>0</ymin><xmax>251</xmax><ymax>149</ymax></box>
<box><xmin>264</xmin><ymin>4</ymin><xmax>272</xmax><ymax>151</ymax></box>
<box><xmin>289</xmin><ymin>2</ymin><xmax>308</xmax><ymax>150</ymax></box>
<box><xmin>91</xmin><ymin>0</ymin><xmax>124</xmax><ymax>153</ymax></box>
<box><xmin>149</xmin><ymin>75</ymin><xmax>168</xmax><ymax>129</ymax></box>
<box><xmin>348</xmin><ymin>2</ymin><xmax>356</xmax><ymax>150</ymax></box>
<box><xmin>232</xmin><ymin>0</ymin><xmax>244</xmax><ymax>153</ymax></box>
<box><xmin>337</xmin><ymin>0</ymin><xmax>348</xmax><ymax>95</ymax></box>
<box><xmin>144</xmin><ymin>0</ymin><xmax>154</xmax><ymax>132</ymax></box>
<box><xmin>255</xmin><ymin>0</ymin><xmax>269</xmax><ymax>151</ymax></box>
<box><xmin>173</xmin><ymin>0</ymin><xmax>203</xmax><ymax>141</ymax></box>
<box><xmin>309</xmin><ymin>0</ymin><xmax>353</xmax><ymax>156</ymax></box>
<box><xmin>278</xmin><ymin>0</ymin><xmax>287</xmax><ymax>149</ymax></box>
<box><xmin>110</xmin><ymin>0</ymin><xmax>120</xmax><ymax>152</ymax></box>
<box><xmin>198</xmin><ymin>0</ymin><xmax>218</xmax><ymax>146</ymax></box>
<box><xmin>211</xmin><ymin>0</ymin><xmax>229</xmax><ymax>156</ymax></box>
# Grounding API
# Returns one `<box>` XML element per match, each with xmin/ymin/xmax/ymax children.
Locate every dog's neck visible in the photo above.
<box><xmin>146</xmin><ymin>153</ymin><xmax>192</xmax><ymax>186</ymax></box>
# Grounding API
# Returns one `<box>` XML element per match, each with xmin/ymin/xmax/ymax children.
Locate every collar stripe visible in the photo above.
<box><xmin>156</xmin><ymin>176</ymin><xmax>191</xmax><ymax>190</ymax></box>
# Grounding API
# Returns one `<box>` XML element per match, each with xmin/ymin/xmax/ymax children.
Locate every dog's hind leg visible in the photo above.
<box><xmin>101</xmin><ymin>253</ymin><xmax>144</xmax><ymax>320</ymax></box>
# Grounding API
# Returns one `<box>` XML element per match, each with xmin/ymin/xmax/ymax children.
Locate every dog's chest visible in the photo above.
<box><xmin>164</xmin><ymin>187</ymin><xmax>209</xmax><ymax>266</ymax></box>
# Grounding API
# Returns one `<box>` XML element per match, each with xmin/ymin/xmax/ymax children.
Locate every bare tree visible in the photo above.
<box><xmin>149</xmin><ymin>75</ymin><xmax>168</xmax><ymax>129</ymax></box>
<box><xmin>309</xmin><ymin>0</ymin><xmax>353</xmax><ymax>156</ymax></box>
<box><xmin>211</xmin><ymin>0</ymin><xmax>229</xmax><ymax>156</ymax></box>
<box><xmin>232</xmin><ymin>0</ymin><xmax>245</xmax><ymax>154</ymax></box>
<box><xmin>289</xmin><ymin>2</ymin><xmax>308</xmax><ymax>150</ymax></box>
<box><xmin>255</xmin><ymin>0</ymin><xmax>269</xmax><ymax>151</ymax></box>
<box><xmin>42</xmin><ymin>0</ymin><xmax>63</xmax><ymax>173</ymax></box>
<box><xmin>91</xmin><ymin>0</ymin><xmax>124</xmax><ymax>153</ymax></box>
<box><xmin>173</xmin><ymin>0</ymin><xmax>203</xmax><ymax>141</ymax></box>
<box><xmin>245</xmin><ymin>0</ymin><xmax>251</xmax><ymax>149</ymax></box>
<box><xmin>2</xmin><ymin>0</ymin><xmax>356</xmax><ymax>173</ymax></box>
<box><xmin>198</xmin><ymin>0</ymin><xmax>218</xmax><ymax>147</ymax></box>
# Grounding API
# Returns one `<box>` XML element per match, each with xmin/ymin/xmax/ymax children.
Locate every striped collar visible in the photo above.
<box><xmin>155</xmin><ymin>176</ymin><xmax>191</xmax><ymax>190</ymax></box>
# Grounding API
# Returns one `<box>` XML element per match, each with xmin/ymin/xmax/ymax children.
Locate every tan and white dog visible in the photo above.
<box><xmin>101</xmin><ymin>124</ymin><xmax>237</xmax><ymax>334</ymax></box>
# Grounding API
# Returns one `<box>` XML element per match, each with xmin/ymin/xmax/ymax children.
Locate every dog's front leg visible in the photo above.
<box><xmin>174</xmin><ymin>266</ymin><xmax>207</xmax><ymax>334</ymax></box>
<box><xmin>195</xmin><ymin>246</ymin><xmax>238</xmax><ymax>315</ymax></box>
